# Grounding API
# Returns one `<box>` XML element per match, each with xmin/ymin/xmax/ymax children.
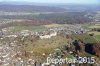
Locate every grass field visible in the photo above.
<box><xmin>89</xmin><ymin>25</ymin><xmax>100</xmax><ymax>29</ymax></box>
<box><xmin>82</xmin><ymin>23</ymin><xmax>100</xmax><ymax>29</ymax></box>
<box><xmin>88</xmin><ymin>31</ymin><xmax>100</xmax><ymax>35</ymax></box>
<box><xmin>21</xmin><ymin>35</ymin><xmax>75</xmax><ymax>61</ymax></box>
<box><xmin>88</xmin><ymin>31</ymin><xmax>100</xmax><ymax>41</ymax></box>
<box><xmin>72</xmin><ymin>34</ymin><xmax>96</xmax><ymax>43</ymax></box>
<box><xmin>82</xmin><ymin>24</ymin><xmax>93</xmax><ymax>29</ymax></box>
<box><xmin>95</xmin><ymin>35</ymin><xmax>100</xmax><ymax>41</ymax></box>
<box><xmin>32</xmin><ymin>36</ymin><xmax>69</xmax><ymax>53</ymax></box>
<box><xmin>44</xmin><ymin>24</ymin><xmax>62</xmax><ymax>28</ymax></box>
<box><xmin>22</xmin><ymin>36</ymin><xmax>69</xmax><ymax>54</ymax></box>
<box><xmin>12</xmin><ymin>25</ymin><xmax>47</xmax><ymax>32</ymax></box>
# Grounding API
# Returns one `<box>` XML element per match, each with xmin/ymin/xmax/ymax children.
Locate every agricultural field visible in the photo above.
<box><xmin>11</xmin><ymin>25</ymin><xmax>47</xmax><ymax>32</ymax></box>
<box><xmin>82</xmin><ymin>23</ymin><xmax>100</xmax><ymax>29</ymax></box>
<box><xmin>88</xmin><ymin>31</ymin><xmax>100</xmax><ymax>35</ymax></box>
<box><xmin>89</xmin><ymin>25</ymin><xmax>100</xmax><ymax>29</ymax></box>
<box><xmin>88</xmin><ymin>31</ymin><xmax>100</xmax><ymax>41</ymax></box>
<box><xmin>44</xmin><ymin>24</ymin><xmax>63</xmax><ymax>28</ymax></box>
<box><xmin>83</xmin><ymin>23</ymin><xmax>100</xmax><ymax>41</ymax></box>
<box><xmin>82</xmin><ymin>24</ymin><xmax>93</xmax><ymax>29</ymax></box>
<box><xmin>72</xmin><ymin>34</ymin><xmax>97</xmax><ymax>43</ymax></box>
<box><xmin>95</xmin><ymin>35</ymin><xmax>100</xmax><ymax>41</ymax></box>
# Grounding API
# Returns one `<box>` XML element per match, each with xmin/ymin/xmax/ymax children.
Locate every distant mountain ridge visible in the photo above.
<box><xmin>0</xmin><ymin>1</ymin><xmax>100</xmax><ymax>6</ymax></box>
<box><xmin>0</xmin><ymin>1</ymin><xmax>38</xmax><ymax>5</ymax></box>
<box><xmin>0</xmin><ymin>5</ymin><xmax>67</xmax><ymax>12</ymax></box>
<box><xmin>0</xmin><ymin>1</ymin><xmax>100</xmax><ymax>12</ymax></box>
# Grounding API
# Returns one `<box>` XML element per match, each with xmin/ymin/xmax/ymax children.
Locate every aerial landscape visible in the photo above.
<box><xmin>0</xmin><ymin>0</ymin><xmax>100</xmax><ymax>66</ymax></box>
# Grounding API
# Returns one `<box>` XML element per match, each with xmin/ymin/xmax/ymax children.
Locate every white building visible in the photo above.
<box><xmin>40</xmin><ymin>32</ymin><xmax>57</xmax><ymax>39</ymax></box>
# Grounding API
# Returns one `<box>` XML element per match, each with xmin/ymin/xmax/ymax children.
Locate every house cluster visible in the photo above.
<box><xmin>39</xmin><ymin>31</ymin><xmax>57</xmax><ymax>39</ymax></box>
<box><xmin>0</xmin><ymin>24</ymin><xmax>89</xmax><ymax>40</ymax></box>
<box><xmin>65</xmin><ymin>24</ymin><xmax>89</xmax><ymax>34</ymax></box>
<box><xmin>17</xmin><ymin>29</ymin><xmax>58</xmax><ymax>39</ymax></box>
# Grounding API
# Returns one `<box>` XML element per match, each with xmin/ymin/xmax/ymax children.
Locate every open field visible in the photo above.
<box><xmin>88</xmin><ymin>31</ymin><xmax>100</xmax><ymax>35</ymax></box>
<box><xmin>82</xmin><ymin>23</ymin><xmax>100</xmax><ymax>29</ymax></box>
<box><xmin>82</xmin><ymin>24</ymin><xmax>93</xmax><ymax>29</ymax></box>
<box><xmin>89</xmin><ymin>25</ymin><xmax>100</xmax><ymax>29</ymax></box>
<box><xmin>20</xmin><ymin>35</ymin><xmax>74</xmax><ymax>61</ymax></box>
<box><xmin>12</xmin><ymin>25</ymin><xmax>47</xmax><ymax>32</ymax></box>
<box><xmin>84</xmin><ymin>23</ymin><xmax>100</xmax><ymax>41</ymax></box>
<box><xmin>88</xmin><ymin>31</ymin><xmax>100</xmax><ymax>41</ymax></box>
<box><xmin>23</xmin><ymin>36</ymin><xmax>69</xmax><ymax>53</ymax></box>
<box><xmin>72</xmin><ymin>34</ymin><xmax>97</xmax><ymax>43</ymax></box>
<box><xmin>95</xmin><ymin>23</ymin><xmax>100</xmax><ymax>26</ymax></box>
<box><xmin>44</xmin><ymin>24</ymin><xmax>63</xmax><ymax>28</ymax></box>
<box><xmin>95</xmin><ymin>35</ymin><xmax>100</xmax><ymax>41</ymax></box>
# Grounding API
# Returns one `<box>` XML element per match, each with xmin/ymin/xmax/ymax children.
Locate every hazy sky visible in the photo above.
<box><xmin>0</xmin><ymin>0</ymin><xmax>100</xmax><ymax>4</ymax></box>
